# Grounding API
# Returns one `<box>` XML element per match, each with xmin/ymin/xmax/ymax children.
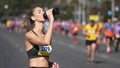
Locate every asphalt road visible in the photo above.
<box><xmin>0</xmin><ymin>24</ymin><xmax>120</xmax><ymax>68</ymax></box>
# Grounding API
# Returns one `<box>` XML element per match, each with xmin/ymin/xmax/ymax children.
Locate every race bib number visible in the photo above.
<box><xmin>39</xmin><ymin>46</ymin><xmax>52</xmax><ymax>52</ymax></box>
<box><xmin>38</xmin><ymin>45</ymin><xmax>52</xmax><ymax>56</ymax></box>
<box><xmin>88</xmin><ymin>30</ymin><xmax>95</xmax><ymax>34</ymax></box>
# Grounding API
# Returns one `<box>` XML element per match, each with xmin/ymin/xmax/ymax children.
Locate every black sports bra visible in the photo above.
<box><xmin>27</xmin><ymin>44</ymin><xmax>40</xmax><ymax>59</ymax></box>
<box><xmin>27</xmin><ymin>30</ymin><xmax>40</xmax><ymax>59</ymax></box>
<box><xmin>27</xmin><ymin>30</ymin><xmax>52</xmax><ymax>59</ymax></box>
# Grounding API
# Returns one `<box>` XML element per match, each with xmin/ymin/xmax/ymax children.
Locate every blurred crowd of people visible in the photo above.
<box><xmin>4</xmin><ymin>18</ymin><xmax>120</xmax><ymax>54</ymax></box>
<box><xmin>44</xmin><ymin>19</ymin><xmax>82</xmax><ymax>45</ymax></box>
<box><xmin>99</xmin><ymin>20</ymin><xmax>120</xmax><ymax>53</ymax></box>
<box><xmin>81</xmin><ymin>19</ymin><xmax>120</xmax><ymax>63</ymax></box>
<box><xmin>50</xmin><ymin>19</ymin><xmax>120</xmax><ymax>55</ymax></box>
<box><xmin>53</xmin><ymin>19</ymin><xmax>120</xmax><ymax>52</ymax></box>
<box><xmin>3</xmin><ymin>17</ymin><xmax>120</xmax><ymax>64</ymax></box>
<box><xmin>5</xmin><ymin>18</ymin><xmax>26</xmax><ymax>33</ymax></box>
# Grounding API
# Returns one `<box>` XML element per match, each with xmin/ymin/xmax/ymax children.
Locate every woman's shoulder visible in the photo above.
<box><xmin>25</xmin><ymin>31</ymin><xmax>33</xmax><ymax>39</ymax></box>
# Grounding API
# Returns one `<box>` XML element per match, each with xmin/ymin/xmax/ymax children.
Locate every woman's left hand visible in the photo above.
<box><xmin>51</xmin><ymin>62</ymin><xmax>59</xmax><ymax>68</ymax></box>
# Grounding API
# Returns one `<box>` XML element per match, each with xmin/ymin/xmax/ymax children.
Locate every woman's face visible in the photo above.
<box><xmin>32</xmin><ymin>7</ymin><xmax>45</xmax><ymax>22</ymax></box>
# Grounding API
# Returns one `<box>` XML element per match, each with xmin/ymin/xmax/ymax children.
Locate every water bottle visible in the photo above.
<box><xmin>43</xmin><ymin>8</ymin><xmax>60</xmax><ymax>19</ymax></box>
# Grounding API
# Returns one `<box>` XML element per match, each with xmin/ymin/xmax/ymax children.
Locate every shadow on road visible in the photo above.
<box><xmin>94</xmin><ymin>60</ymin><xmax>106</xmax><ymax>64</ymax></box>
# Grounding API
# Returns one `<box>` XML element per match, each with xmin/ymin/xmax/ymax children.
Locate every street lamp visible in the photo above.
<box><xmin>111</xmin><ymin>0</ymin><xmax>115</xmax><ymax>22</ymax></box>
<box><xmin>97</xmin><ymin>0</ymin><xmax>101</xmax><ymax>3</ymax></box>
<box><xmin>80</xmin><ymin>0</ymin><xmax>86</xmax><ymax>25</ymax></box>
<box><xmin>4</xmin><ymin>4</ymin><xmax>9</xmax><ymax>10</ymax></box>
<box><xmin>3</xmin><ymin>4</ymin><xmax>9</xmax><ymax>16</ymax></box>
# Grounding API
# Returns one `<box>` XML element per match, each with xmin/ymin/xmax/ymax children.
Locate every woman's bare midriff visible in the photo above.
<box><xmin>29</xmin><ymin>57</ymin><xmax>49</xmax><ymax>67</ymax></box>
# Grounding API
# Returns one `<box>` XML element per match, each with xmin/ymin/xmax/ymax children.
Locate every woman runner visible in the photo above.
<box><xmin>25</xmin><ymin>5</ymin><xmax>59</xmax><ymax>68</ymax></box>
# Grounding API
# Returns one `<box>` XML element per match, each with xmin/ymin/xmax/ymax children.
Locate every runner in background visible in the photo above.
<box><xmin>103</xmin><ymin>20</ymin><xmax>114</xmax><ymax>53</ymax></box>
<box><xmin>64</xmin><ymin>20</ymin><xmax>71</xmax><ymax>37</ymax></box>
<box><xmin>21</xmin><ymin>19</ymin><xmax>26</xmax><ymax>32</ymax></box>
<box><xmin>54</xmin><ymin>19</ymin><xmax>61</xmax><ymax>34</ymax></box>
<box><xmin>67</xmin><ymin>20</ymin><xmax>73</xmax><ymax>38</ymax></box>
<box><xmin>60</xmin><ymin>20</ymin><xmax>66</xmax><ymax>35</ymax></box>
<box><xmin>114</xmin><ymin>20</ymin><xmax>120</xmax><ymax>52</ymax></box>
<box><xmin>6</xmin><ymin>19</ymin><xmax>12</xmax><ymax>32</ymax></box>
<box><xmin>83</xmin><ymin>20</ymin><xmax>98</xmax><ymax>63</ymax></box>
<box><xmin>71</xmin><ymin>20</ymin><xmax>79</xmax><ymax>45</ymax></box>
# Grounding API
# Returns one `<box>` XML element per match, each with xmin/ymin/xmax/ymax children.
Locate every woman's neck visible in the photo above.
<box><xmin>33</xmin><ymin>21</ymin><xmax>44</xmax><ymax>34</ymax></box>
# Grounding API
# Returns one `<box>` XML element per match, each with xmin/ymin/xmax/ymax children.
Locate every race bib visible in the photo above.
<box><xmin>88</xmin><ymin>30</ymin><xmax>95</xmax><ymax>34</ymax></box>
<box><xmin>115</xmin><ymin>34</ymin><xmax>120</xmax><ymax>38</ymax></box>
<box><xmin>38</xmin><ymin>45</ymin><xmax>52</xmax><ymax>56</ymax></box>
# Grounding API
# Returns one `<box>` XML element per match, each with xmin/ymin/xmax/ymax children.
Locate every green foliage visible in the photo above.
<box><xmin>101</xmin><ymin>1</ymin><xmax>111</xmax><ymax>22</ymax></box>
<box><xmin>0</xmin><ymin>0</ymin><xmax>55</xmax><ymax>17</ymax></box>
<box><xmin>97</xmin><ymin>0</ymin><xmax>101</xmax><ymax>3</ymax></box>
<box><xmin>0</xmin><ymin>0</ymin><xmax>119</xmax><ymax>21</ymax></box>
<box><xmin>0</xmin><ymin>0</ymin><xmax>78</xmax><ymax>20</ymax></box>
